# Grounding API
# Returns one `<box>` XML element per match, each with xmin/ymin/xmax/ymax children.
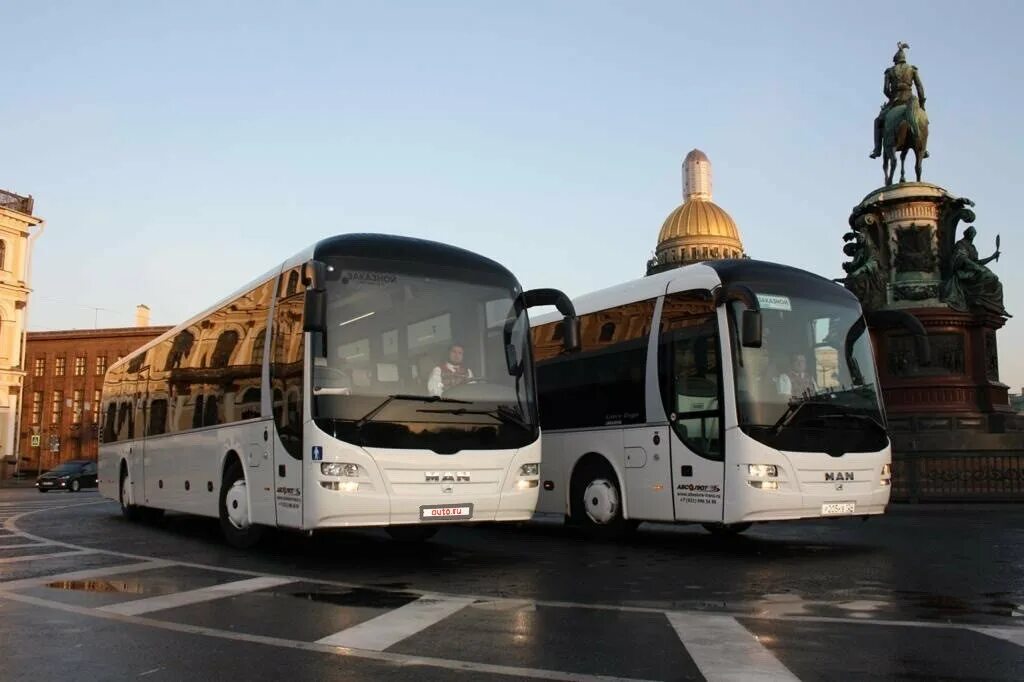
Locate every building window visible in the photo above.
<box><xmin>31</xmin><ymin>391</ymin><xmax>42</xmax><ymax>425</ymax></box>
<box><xmin>55</xmin><ymin>357</ymin><xmax>66</xmax><ymax>377</ymax></box>
<box><xmin>96</xmin><ymin>356</ymin><xmax>107</xmax><ymax>376</ymax></box>
<box><xmin>51</xmin><ymin>391</ymin><xmax>63</xmax><ymax>424</ymax></box>
<box><xmin>93</xmin><ymin>390</ymin><xmax>101</xmax><ymax>423</ymax></box>
<box><xmin>0</xmin><ymin>240</ymin><xmax>6</xmax><ymax>270</ymax></box>
<box><xmin>74</xmin><ymin>356</ymin><xmax>86</xmax><ymax>376</ymax></box>
<box><xmin>34</xmin><ymin>358</ymin><xmax>45</xmax><ymax>377</ymax></box>
<box><xmin>72</xmin><ymin>390</ymin><xmax>83</xmax><ymax>424</ymax></box>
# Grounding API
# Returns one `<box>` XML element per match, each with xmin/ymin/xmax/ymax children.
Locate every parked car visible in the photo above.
<box><xmin>36</xmin><ymin>460</ymin><xmax>98</xmax><ymax>493</ymax></box>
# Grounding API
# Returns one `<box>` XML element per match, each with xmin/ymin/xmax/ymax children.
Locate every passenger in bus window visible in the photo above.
<box><xmin>427</xmin><ymin>344</ymin><xmax>473</xmax><ymax>396</ymax></box>
<box><xmin>777</xmin><ymin>353</ymin><xmax>817</xmax><ymax>398</ymax></box>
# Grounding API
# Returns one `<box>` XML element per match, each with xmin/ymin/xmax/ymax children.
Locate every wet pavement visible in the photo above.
<box><xmin>1</xmin><ymin>488</ymin><xmax>1022</xmax><ymax>680</ymax></box>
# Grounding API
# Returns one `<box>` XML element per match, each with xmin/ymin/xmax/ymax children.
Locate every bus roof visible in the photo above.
<box><xmin>107</xmin><ymin>233</ymin><xmax>516</xmax><ymax>375</ymax></box>
<box><xmin>531</xmin><ymin>259</ymin><xmax>858</xmax><ymax>326</ymax></box>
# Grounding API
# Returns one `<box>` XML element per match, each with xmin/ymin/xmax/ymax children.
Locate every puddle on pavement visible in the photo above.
<box><xmin>286</xmin><ymin>587</ymin><xmax>419</xmax><ymax>609</ymax></box>
<box><xmin>45</xmin><ymin>580</ymin><xmax>146</xmax><ymax>594</ymax></box>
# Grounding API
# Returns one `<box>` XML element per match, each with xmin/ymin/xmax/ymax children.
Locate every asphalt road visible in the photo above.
<box><xmin>1</xmin><ymin>488</ymin><xmax>1022</xmax><ymax>681</ymax></box>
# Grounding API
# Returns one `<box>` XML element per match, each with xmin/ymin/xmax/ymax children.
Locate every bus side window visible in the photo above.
<box><xmin>658</xmin><ymin>291</ymin><xmax>722</xmax><ymax>460</ymax></box>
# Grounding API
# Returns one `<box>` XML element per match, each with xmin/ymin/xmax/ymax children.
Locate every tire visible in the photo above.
<box><xmin>702</xmin><ymin>522</ymin><xmax>752</xmax><ymax>536</ymax></box>
<box><xmin>120</xmin><ymin>468</ymin><xmax>143</xmax><ymax>522</ymax></box>
<box><xmin>70</xmin><ymin>479</ymin><xmax>81</xmax><ymax>493</ymax></box>
<box><xmin>386</xmin><ymin>525</ymin><xmax>440</xmax><ymax>543</ymax></box>
<box><xmin>570</xmin><ymin>460</ymin><xmax>638</xmax><ymax>540</ymax></box>
<box><xmin>218</xmin><ymin>462</ymin><xmax>264</xmax><ymax>549</ymax></box>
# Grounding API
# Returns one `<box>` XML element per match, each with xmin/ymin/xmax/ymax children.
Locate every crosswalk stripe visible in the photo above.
<box><xmin>666</xmin><ymin>612</ymin><xmax>800</xmax><ymax>681</ymax></box>
<box><xmin>0</xmin><ymin>560</ymin><xmax>173</xmax><ymax>592</ymax></box>
<box><xmin>99</xmin><ymin>576</ymin><xmax>295</xmax><ymax>616</ymax></box>
<box><xmin>972</xmin><ymin>627</ymin><xmax>1024</xmax><ymax>649</ymax></box>
<box><xmin>0</xmin><ymin>550</ymin><xmax>95</xmax><ymax>565</ymax></box>
<box><xmin>316</xmin><ymin>595</ymin><xmax>475</xmax><ymax>651</ymax></box>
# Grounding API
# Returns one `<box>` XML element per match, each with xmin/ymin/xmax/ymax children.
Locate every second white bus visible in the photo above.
<box><xmin>530</xmin><ymin>259</ymin><xmax>896</xmax><ymax>537</ymax></box>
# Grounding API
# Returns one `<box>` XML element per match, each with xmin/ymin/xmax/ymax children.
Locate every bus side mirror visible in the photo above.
<box><xmin>303</xmin><ymin>289</ymin><xmax>326</xmax><ymax>333</ymax></box>
<box><xmin>742</xmin><ymin>309</ymin><xmax>762</xmax><ymax>348</ymax></box>
<box><xmin>522</xmin><ymin>288</ymin><xmax>581</xmax><ymax>354</ymax></box>
<box><xmin>562</xmin><ymin>317</ymin><xmax>581</xmax><ymax>353</ymax></box>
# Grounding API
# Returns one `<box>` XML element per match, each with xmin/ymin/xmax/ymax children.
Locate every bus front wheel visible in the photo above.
<box><xmin>218</xmin><ymin>463</ymin><xmax>264</xmax><ymax>549</ymax></box>
<box><xmin>570</xmin><ymin>461</ymin><xmax>637</xmax><ymax>540</ymax></box>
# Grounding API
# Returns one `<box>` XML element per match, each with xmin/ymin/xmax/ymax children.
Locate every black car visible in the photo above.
<box><xmin>36</xmin><ymin>460</ymin><xmax>98</xmax><ymax>493</ymax></box>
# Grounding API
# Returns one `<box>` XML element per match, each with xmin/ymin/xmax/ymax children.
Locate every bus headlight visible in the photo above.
<box><xmin>880</xmin><ymin>463</ymin><xmax>892</xmax><ymax>486</ymax></box>
<box><xmin>747</xmin><ymin>464</ymin><xmax>779</xmax><ymax>478</ymax></box>
<box><xmin>518</xmin><ymin>463</ymin><xmax>539</xmax><ymax>477</ymax></box>
<box><xmin>321</xmin><ymin>462</ymin><xmax>361</xmax><ymax>477</ymax></box>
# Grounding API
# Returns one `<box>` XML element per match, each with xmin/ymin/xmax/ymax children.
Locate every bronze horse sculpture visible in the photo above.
<box><xmin>882</xmin><ymin>96</ymin><xmax>929</xmax><ymax>185</ymax></box>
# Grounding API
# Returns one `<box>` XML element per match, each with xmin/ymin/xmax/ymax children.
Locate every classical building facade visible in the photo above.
<box><xmin>646</xmin><ymin>150</ymin><xmax>746</xmax><ymax>275</ymax></box>
<box><xmin>0</xmin><ymin>189</ymin><xmax>43</xmax><ymax>471</ymax></box>
<box><xmin>10</xmin><ymin>321</ymin><xmax>170</xmax><ymax>477</ymax></box>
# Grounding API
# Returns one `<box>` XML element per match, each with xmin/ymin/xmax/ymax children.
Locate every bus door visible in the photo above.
<box><xmin>659</xmin><ymin>291</ymin><xmax>725</xmax><ymax>523</ymax></box>
<box><xmin>270</xmin><ymin>267</ymin><xmax>306</xmax><ymax>528</ymax></box>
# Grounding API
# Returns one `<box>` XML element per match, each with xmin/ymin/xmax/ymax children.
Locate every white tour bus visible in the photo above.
<box><xmin>99</xmin><ymin>234</ymin><xmax>579</xmax><ymax>547</ymax></box>
<box><xmin>530</xmin><ymin>259</ymin><xmax>911</xmax><ymax>537</ymax></box>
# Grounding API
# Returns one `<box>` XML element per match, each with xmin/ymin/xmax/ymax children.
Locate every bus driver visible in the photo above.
<box><xmin>427</xmin><ymin>344</ymin><xmax>474</xmax><ymax>396</ymax></box>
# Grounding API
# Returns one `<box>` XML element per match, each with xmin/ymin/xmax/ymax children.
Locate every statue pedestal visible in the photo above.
<box><xmin>845</xmin><ymin>184</ymin><xmax>1024</xmax><ymax>501</ymax></box>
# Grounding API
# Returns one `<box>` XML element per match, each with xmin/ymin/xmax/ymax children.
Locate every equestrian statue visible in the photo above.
<box><xmin>870</xmin><ymin>42</ymin><xmax>930</xmax><ymax>185</ymax></box>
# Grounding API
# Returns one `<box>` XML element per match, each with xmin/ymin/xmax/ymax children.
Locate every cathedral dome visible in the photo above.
<box><xmin>647</xmin><ymin>150</ymin><xmax>746</xmax><ymax>274</ymax></box>
<box><xmin>658</xmin><ymin>199</ymin><xmax>742</xmax><ymax>245</ymax></box>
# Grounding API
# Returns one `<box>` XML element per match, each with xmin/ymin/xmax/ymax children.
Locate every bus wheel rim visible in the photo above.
<box><xmin>225</xmin><ymin>480</ymin><xmax>250</xmax><ymax>530</ymax></box>
<box><xmin>121</xmin><ymin>477</ymin><xmax>130</xmax><ymax>507</ymax></box>
<box><xmin>583</xmin><ymin>478</ymin><xmax>618</xmax><ymax>525</ymax></box>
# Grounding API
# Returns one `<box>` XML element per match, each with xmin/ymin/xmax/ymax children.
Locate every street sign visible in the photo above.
<box><xmin>30</xmin><ymin>435</ymin><xmax>40</xmax><ymax>447</ymax></box>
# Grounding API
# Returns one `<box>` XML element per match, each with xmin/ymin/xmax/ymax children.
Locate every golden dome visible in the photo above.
<box><xmin>646</xmin><ymin>149</ymin><xmax>747</xmax><ymax>276</ymax></box>
<box><xmin>658</xmin><ymin>199</ymin><xmax>742</xmax><ymax>244</ymax></box>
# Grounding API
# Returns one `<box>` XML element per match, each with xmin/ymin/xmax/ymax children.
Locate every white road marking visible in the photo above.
<box><xmin>99</xmin><ymin>576</ymin><xmax>295</xmax><ymax>616</ymax></box>
<box><xmin>5</xmin><ymin>497</ymin><xmax>1023</xmax><ymax>642</ymax></box>
<box><xmin>0</xmin><ymin>590</ymin><xmax>654</xmax><ymax>682</ymax></box>
<box><xmin>0</xmin><ymin>550</ymin><xmax>95</xmax><ymax>564</ymax></box>
<box><xmin>973</xmin><ymin>626</ymin><xmax>1024</xmax><ymax>648</ymax></box>
<box><xmin>0</xmin><ymin>560</ymin><xmax>173</xmax><ymax>592</ymax></box>
<box><xmin>317</xmin><ymin>594</ymin><xmax>475</xmax><ymax>650</ymax></box>
<box><xmin>666</xmin><ymin>612</ymin><xmax>800</xmax><ymax>681</ymax></box>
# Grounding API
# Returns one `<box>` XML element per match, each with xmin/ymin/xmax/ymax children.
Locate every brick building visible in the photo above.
<box><xmin>9</xmin><ymin>319</ymin><xmax>171</xmax><ymax>478</ymax></box>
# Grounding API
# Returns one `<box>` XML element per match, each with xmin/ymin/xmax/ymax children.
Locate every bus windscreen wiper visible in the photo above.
<box><xmin>417</xmin><ymin>404</ymin><xmax>530</xmax><ymax>430</ymax></box>
<box><xmin>817</xmin><ymin>413</ymin><xmax>887</xmax><ymax>433</ymax></box>
<box><xmin>355</xmin><ymin>394</ymin><xmax>471</xmax><ymax>428</ymax></box>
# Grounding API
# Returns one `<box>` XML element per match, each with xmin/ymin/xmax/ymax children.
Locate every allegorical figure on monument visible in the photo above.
<box><xmin>841</xmin><ymin>230</ymin><xmax>886</xmax><ymax>311</ymax></box>
<box><xmin>942</xmin><ymin>226</ymin><xmax>1008</xmax><ymax>317</ymax></box>
<box><xmin>870</xmin><ymin>42</ymin><xmax>927</xmax><ymax>159</ymax></box>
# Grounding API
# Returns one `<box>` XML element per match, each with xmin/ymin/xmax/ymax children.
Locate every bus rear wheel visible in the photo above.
<box><xmin>702</xmin><ymin>522</ymin><xmax>752</xmax><ymax>536</ymax></box>
<box><xmin>570</xmin><ymin>461</ymin><xmax>637</xmax><ymax>540</ymax></box>
<box><xmin>120</xmin><ymin>468</ymin><xmax>142</xmax><ymax>522</ymax></box>
<box><xmin>218</xmin><ymin>463</ymin><xmax>264</xmax><ymax>549</ymax></box>
<box><xmin>386</xmin><ymin>525</ymin><xmax>440</xmax><ymax>543</ymax></box>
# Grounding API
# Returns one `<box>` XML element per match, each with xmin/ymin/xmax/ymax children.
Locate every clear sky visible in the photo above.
<box><xmin>4</xmin><ymin>1</ymin><xmax>1023</xmax><ymax>388</ymax></box>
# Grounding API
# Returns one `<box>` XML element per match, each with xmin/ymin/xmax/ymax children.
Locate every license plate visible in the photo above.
<box><xmin>420</xmin><ymin>504</ymin><xmax>473</xmax><ymax>521</ymax></box>
<box><xmin>822</xmin><ymin>502</ymin><xmax>855</xmax><ymax>515</ymax></box>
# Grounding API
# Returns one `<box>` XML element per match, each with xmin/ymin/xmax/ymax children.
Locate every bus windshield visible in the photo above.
<box><xmin>728</xmin><ymin>291</ymin><xmax>887</xmax><ymax>455</ymax></box>
<box><xmin>311</xmin><ymin>256</ymin><xmax>538</xmax><ymax>452</ymax></box>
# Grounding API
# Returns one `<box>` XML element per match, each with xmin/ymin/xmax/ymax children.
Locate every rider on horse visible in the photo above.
<box><xmin>870</xmin><ymin>42</ymin><xmax>928</xmax><ymax>159</ymax></box>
